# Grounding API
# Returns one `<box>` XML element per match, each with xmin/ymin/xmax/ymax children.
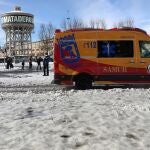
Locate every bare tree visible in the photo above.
<box><xmin>72</xmin><ymin>18</ymin><xmax>85</xmax><ymax>29</ymax></box>
<box><xmin>39</xmin><ymin>22</ymin><xmax>55</xmax><ymax>55</ymax></box>
<box><xmin>118</xmin><ymin>21</ymin><xmax>124</xmax><ymax>28</ymax></box>
<box><xmin>89</xmin><ymin>19</ymin><xmax>107</xmax><ymax>29</ymax></box>
<box><xmin>99</xmin><ymin>19</ymin><xmax>107</xmax><ymax>29</ymax></box>
<box><xmin>47</xmin><ymin>23</ymin><xmax>54</xmax><ymax>39</ymax></box>
<box><xmin>89</xmin><ymin>19</ymin><xmax>95</xmax><ymax>28</ymax></box>
<box><xmin>61</xmin><ymin>17</ymin><xmax>85</xmax><ymax>30</ymax></box>
<box><xmin>61</xmin><ymin>17</ymin><xmax>107</xmax><ymax>30</ymax></box>
<box><xmin>114</xmin><ymin>18</ymin><xmax>134</xmax><ymax>28</ymax></box>
<box><xmin>125</xmin><ymin>18</ymin><xmax>134</xmax><ymax>28</ymax></box>
<box><xmin>39</xmin><ymin>24</ymin><xmax>46</xmax><ymax>42</ymax></box>
<box><xmin>61</xmin><ymin>18</ymin><xmax>68</xmax><ymax>30</ymax></box>
<box><xmin>113</xmin><ymin>23</ymin><xmax>118</xmax><ymax>28</ymax></box>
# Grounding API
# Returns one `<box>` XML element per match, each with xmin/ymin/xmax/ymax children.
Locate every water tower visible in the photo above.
<box><xmin>1</xmin><ymin>6</ymin><xmax>34</xmax><ymax>58</ymax></box>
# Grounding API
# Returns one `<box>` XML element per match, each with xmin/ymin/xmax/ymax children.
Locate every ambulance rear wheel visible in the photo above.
<box><xmin>75</xmin><ymin>76</ymin><xmax>92</xmax><ymax>90</ymax></box>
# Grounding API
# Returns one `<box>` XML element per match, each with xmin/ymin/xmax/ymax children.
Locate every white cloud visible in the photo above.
<box><xmin>0</xmin><ymin>0</ymin><xmax>150</xmax><ymax>42</ymax></box>
<box><xmin>72</xmin><ymin>0</ymin><xmax>150</xmax><ymax>31</ymax></box>
<box><xmin>72</xmin><ymin>0</ymin><xmax>128</xmax><ymax>27</ymax></box>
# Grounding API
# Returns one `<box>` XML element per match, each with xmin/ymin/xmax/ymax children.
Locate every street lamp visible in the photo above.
<box><xmin>67</xmin><ymin>17</ymin><xmax>70</xmax><ymax>29</ymax></box>
<box><xmin>66</xmin><ymin>10</ymin><xmax>70</xmax><ymax>29</ymax></box>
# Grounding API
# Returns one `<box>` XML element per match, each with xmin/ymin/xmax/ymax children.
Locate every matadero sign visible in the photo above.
<box><xmin>1</xmin><ymin>15</ymin><xmax>34</xmax><ymax>24</ymax></box>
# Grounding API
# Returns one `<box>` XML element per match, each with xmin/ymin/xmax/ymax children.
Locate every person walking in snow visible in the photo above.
<box><xmin>43</xmin><ymin>53</ymin><xmax>50</xmax><ymax>76</ymax></box>
<box><xmin>22</xmin><ymin>59</ymin><xmax>25</xmax><ymax>70</ymax></box>
<box><xmin>6</xmin><ymin>56</ymin><xmax>10</xmax><ymax>69</ymax></box>
<box><xmin>36</xmin><ymin>56</ymin><xmax>42</xmax><ymax>71</ymax></box>
<box><xmin>29</xmin><ymin>56</ymin><xmax>32</xmax><ymax>70</ymax></box>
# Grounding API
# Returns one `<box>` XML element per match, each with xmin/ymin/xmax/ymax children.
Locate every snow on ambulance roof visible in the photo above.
<box><xmin>55</xmin><ymin>27</ymin><xmax>147</xmax><ymax>35</ymax></box>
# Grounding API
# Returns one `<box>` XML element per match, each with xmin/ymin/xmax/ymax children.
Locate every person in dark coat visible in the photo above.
<box><xmin>43</xmin><ymin>53</ymin><xmax>50</xmax><ymax>76</ymax></box>
<box><xmin>6</xmin><ymin>56</ymin><xmax>10</xmax><ymax>69</ymax></box>
<box><xmin>6</xmin><ymin>56</ymin><xmax>13</xmax><ymax>69</ymax></box>
<box><xmin>22</xmin><ymin>59</ymin><xmax>25</xmax><ymax>70</ymax></box>
<box><xmin>9</xmin><ymin>57</ymin><xmax>13</xmax><ymax>68</ymax></box>
<box><xmin>36</xmin><ymin>56</ymin><xmax>42</xmax><ymax>71</ymax></box>
<box><xmin>29</xmin><ymin>56</ymin><xmax>32</xmax><ymax>70</ymax></box>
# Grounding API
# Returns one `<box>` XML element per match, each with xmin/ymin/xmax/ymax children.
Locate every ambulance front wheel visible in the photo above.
<box><xmin>75</xmin><ymin>75</ymin><xmax>92</xmax><ymax>90</ymax></box>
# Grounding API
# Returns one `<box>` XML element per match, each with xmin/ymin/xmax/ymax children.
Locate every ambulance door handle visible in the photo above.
<box><xmin>129</xmin><ymin>60</ymin><xmax>134</xmax><ymax>64</ymax></box>
<box><xmin>140</xmin><ymin>60</ymin><xmax>145</xmax><ymax>64</ymax></box>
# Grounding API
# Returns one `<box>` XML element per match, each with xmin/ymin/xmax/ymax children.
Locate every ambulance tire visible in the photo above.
<box><xmin>75</xmin><ymin>76</ymin><xmax>92</xmax><ymax>90</ymax></box>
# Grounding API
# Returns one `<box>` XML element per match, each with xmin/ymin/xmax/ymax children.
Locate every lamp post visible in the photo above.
<box><xmin>66</xmin><ymin>10</ymin><xmax>70</xmax><ymax>29</ymax></box>
<box><xmin>67</xmin><ymin>17</ymin><xmax>70</xmax><ymax>29</ymax></box>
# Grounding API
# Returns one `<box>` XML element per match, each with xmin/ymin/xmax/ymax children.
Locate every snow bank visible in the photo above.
<box><xmin>0</xmin><ymin>88</ymin><xmax>150</xmax><ymax>149</ymax></box>
<box><xmin>0</xmin><ymin>62</ymin><xmax>150</xmax><ymax>149</ymax></box>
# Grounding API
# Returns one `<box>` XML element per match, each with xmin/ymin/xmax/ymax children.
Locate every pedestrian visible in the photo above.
<box><xmin>22</xmin><ymin>59</ymin><xmax>25</xmax><ymax>70</ymax></box>
<box><xmin>6</xmin><ymin>56</ymin><xmax>10</xmax><ymax>69</ymax></box>
<box><xmin>9</xmin><ymin>57</ymin><xmax>13</xmax><ymax>69</ymax></box>
<box><xmin>43</xmin><ymin>53</ymin><xmax>49</xmax><ymax>76</ymax></box>
<box><xmin>5</xmin><ymin>56</ymin><xmax>13</xmax><ymax>69</ymax></box>
<box><xmin>29</xmin><ymin>56</ymin><xmax>32</xmax><ymax>70</ymax></box>
<box><xmin>36</xmin><ymin>56</ymin><xmax>42</xmax><ymax>71</ymax></box>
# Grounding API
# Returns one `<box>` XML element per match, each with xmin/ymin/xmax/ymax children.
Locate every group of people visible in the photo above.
<box><xmin>21</xmin><ymin>53</ymin><xmax>52</xmax><ymax>76</ymax></box>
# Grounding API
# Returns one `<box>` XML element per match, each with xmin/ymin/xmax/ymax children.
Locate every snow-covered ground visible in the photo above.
<box><xmin>0</xmin><ymin>62</ymin><xmax>54</xmax><ymax>86</ymax></box>
<box><xmin>0</xmin><ymin>63</ymin><xmax>150</xmax><ymax>150</ymax></box>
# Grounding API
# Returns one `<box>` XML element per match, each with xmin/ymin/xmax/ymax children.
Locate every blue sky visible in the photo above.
<box><xmin>0</xmin><ymin>0</ymin><xmax>150</xmax><ymax>46</ymax></box>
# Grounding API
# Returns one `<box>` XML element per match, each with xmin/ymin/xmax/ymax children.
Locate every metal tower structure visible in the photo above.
<box><xmin>1</xmin><ymin>6</ymin><xmax>34</xmax><ymax>57</ymax></box>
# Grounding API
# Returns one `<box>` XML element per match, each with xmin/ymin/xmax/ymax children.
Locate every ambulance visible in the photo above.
<box><xmin>53</xmin><ymin>27</ymin><xmax>150</xmax><ymax>89</ymax></box>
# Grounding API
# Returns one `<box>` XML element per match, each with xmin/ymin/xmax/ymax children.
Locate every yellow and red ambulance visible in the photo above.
<box><xmin>53</xmin><ymin>27</ymin><xmax>150</xmax><ymax>89</ymax></box>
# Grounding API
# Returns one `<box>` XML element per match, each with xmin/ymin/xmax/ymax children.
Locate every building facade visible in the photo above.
<box><xmin>0</xmin><ymin>39</ymin><xmax>53</xmax><ymax>60</ymax></box>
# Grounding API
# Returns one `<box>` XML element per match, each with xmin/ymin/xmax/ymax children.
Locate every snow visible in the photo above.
<box><xmin>0</xmin><ymin>62</ymin><xmax>54</xmax><ymax>86</ymax></box>
<box><xmin>0</xmin><ymin>62</ymin><xmax>150</xmax><ymax>150</ymax></box>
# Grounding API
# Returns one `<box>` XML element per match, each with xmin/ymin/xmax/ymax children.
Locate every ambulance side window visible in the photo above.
<box><xmin>139</xmin><ymin>41</ymin><xmax>150</xmax><ymax>58</ymax></box>
<box><xmin>97</xmin><ymin>40</ymin><xmax>133</xmax><ymax>58</ymax></box>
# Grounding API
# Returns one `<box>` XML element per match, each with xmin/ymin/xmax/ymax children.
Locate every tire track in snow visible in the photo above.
<box><xmin>0</xmin><ymin>85</ymin><xmax>72</xmax><ymax>93</ymax></box>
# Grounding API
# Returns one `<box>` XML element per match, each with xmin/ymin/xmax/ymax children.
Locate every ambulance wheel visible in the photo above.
<box><xmin>75</xmin><ymin>76</ymin><xmax>92</xmax><ymax>90</ymax></box>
